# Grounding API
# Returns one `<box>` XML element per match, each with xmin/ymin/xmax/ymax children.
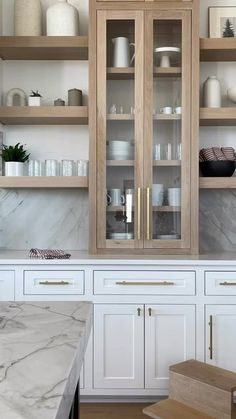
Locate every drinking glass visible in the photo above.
<box><xmin>61</xmin><ymin>160</ymin><xmax>74</xmax><ymax>176</ymax></box>
<box><xmin>45</xmin><ymin>159</ymin><xmax>58</xmax><ymax>176</ymax></box>
<box><xmin>76</xmin><ymin>160</ymin><xmax>89</xmax><ymax>177</ymax></box>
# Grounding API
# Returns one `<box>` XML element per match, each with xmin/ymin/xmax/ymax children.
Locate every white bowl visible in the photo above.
<box><xmin>228</xmin><ymin>87</ymin><xmax>236</xmax><ymax>104</ymax></box>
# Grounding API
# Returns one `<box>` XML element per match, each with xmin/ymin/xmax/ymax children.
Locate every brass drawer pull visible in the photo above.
<box><xmin>208</xmin><ymin>315</ymin><xmax>213</xmax><ymax>360</ymax></box>
<box><xmin>137</xmin><ymin>187</ymin><xmax>141</xmax><ymax>241</ymax></box>
<box><xmin>116</xmin><ymin>281</ymin><xmax>175</xmax><ymax>286</ymax></box>
<box><xmin>147</xmin><ymin>187</ymin><xmax>151</xmax><ymax>241</ymax></box>
<box><xmin>39</xmin><ymin>280</ymin><xmax>70</xmax><ymax>286</ymax></box>
<box><xmin>219</xmin><ymin>281</ymin><xmax>236</xmax><ymax>286</ymax></box>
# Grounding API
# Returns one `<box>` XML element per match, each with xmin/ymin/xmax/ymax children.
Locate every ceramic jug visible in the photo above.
<box><xmin>14</xmin><ymin>0</ymin><xmax>42</xmax><ymax>36</ymax></box>
<box><xmin>112</xmin><ymin>37</ymin><xmax>135</xmax><ymax>68</ymax></box>
<box><xmin>47</xmin><ymin>0</ymin><xmax>79</xmax><ymax>36</ymax></box>
<box><xmin>203</xmin><ymin>76</ymin><xmax>222</xmax><ymax>108</ymax></box>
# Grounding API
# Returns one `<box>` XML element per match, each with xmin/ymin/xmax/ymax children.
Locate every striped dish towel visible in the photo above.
<box><xmin>29</xmin><ymin>249</ymin><xmax>71</xmax><ymax>259</ymax></box>
<box><xmin>199</xmin><ymin>147</ymin><xmax>236</xmax><ymax>161</ymax></box>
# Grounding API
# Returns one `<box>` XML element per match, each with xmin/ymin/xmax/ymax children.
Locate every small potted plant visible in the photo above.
<box><xmin>2</xmin><ymin>143</ymin><xmax>30</xmax><ymax>176</ymax></box>
<box><xmin>28</xmin><ymin>90</ymin><xmax>42</xmax><ymax>106</ymax></box>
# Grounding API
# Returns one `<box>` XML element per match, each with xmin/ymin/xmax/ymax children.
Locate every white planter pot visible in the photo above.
<box><xmin>203</xmin><ymin>76</ymin><xmax>222</xmax><ymax>108</ymax></box>
<box><xmin>47</xmin><ymin>0</ymin><xmax>79</xmax><ymax>36</ymax></box>
<box><xmin>14</xmin><ymin>0</ymin><xmax>42</xmax><ymax>36</ymax></box>
<box><xmin>5</xmin><ymin>162</ymin><xmax>24</xmax><ymax>177</ymax></box>
<box><xmin>28</xmin><ymin>96</ymin><xmax>41</xmax><ymax>106</ymax></box>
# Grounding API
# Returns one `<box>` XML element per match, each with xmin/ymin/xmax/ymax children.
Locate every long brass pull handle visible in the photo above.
<box><xmin>137</xmin><ymin>308</ymin><xmax>141</xmax><ymax>317</ymax></box>
<box><xmin>39</xmin><ymin>280</ymin><xmax>70</xmax><ymax>286</ymax></box>
<box><xmin>219</xmin><ymin>282</ymin><xmax>236</xmax><ymax>286</ymax></box>
<box><xmin>147</xmin><ymin>187</ymin><xmax>151</xmax><ymax>241</ymax></box>
<box><xmin>208</xmin><ymin>315</ymin><xmax>213</xmax><ymax>360</ymax></box>
<box><xmin>137</xmin><ymin>187</ymin><xmax>141</xmax><ymax>241</ymax></box>
<box><xmin>116</xmin><ymin>281</ymin><xmax>175</xmax><ymax>286</ymax></box>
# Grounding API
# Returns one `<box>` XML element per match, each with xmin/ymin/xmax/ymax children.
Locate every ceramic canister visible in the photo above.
<box><xmin>14</xmin><ymin>0</ymin><xmax>42</xmax><ymax>36</ymax></box>
<box><xmin>203</xmin><ymin>76</ymin><xmax>222</xmax><ymax>108</ymax></box>
<box><xmin>54</xmin><ymin>99</ymin><xmax>65</xmax><ymax>106</ymax></box>
<box><xmin>47</xmin><ymin>0</ymin><xmax>79</xmax><ymax>36</ymax></box>
<box><xmin>68</xmin><ymin>89</ymin><xmax>83</xmax><ymax>106</ymax></box>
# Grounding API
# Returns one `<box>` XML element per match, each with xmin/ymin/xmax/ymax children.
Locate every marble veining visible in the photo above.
<box><xmin>0</xmin><ymin>301</ymin><xmax>92</xmax><ymax>419</ymax></box>
<box><xmin>0</xmin><ymin>189</ymin><xmax>89</xmax><ymax>250</ymax></box>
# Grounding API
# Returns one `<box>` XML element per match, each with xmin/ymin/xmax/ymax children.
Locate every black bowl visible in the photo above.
<box><xmin>200</xmin><ymin>161</ymin><xmax>236</xmax><ymax>177</ymax></box>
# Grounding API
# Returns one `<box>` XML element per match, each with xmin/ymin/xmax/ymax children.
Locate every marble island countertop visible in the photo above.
<box><xmin>0</xmin><ymin>301</ymin><xmax>92</xmax><ymax>419</ymax></box>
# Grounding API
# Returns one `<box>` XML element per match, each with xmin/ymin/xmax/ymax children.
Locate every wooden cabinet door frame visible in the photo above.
<box><xmin>96</xmin><ymin>10</ymin><xmax>145</xmax><ymax>250</ymax></box>
<box><xmin>143</xmin><ymin>10</ymin><xmax>192</xmax><ymax>250</ymax></box>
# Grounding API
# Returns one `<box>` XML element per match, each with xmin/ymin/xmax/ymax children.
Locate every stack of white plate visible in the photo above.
<box><xmin>109</xmin><ymin>232</ymin><xmax>134</xmax><ymax>240</ymax></box>
<box><xmin>107</xmin><ymin>140</ymin><xmax>134</xmax><ymax>160</ymax></box>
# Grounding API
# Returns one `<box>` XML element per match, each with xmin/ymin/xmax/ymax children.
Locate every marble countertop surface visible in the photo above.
<box><xmin>0</xmin><ymin>250</ymin><xmax>236</xmax><ymax>265</ymax></box>
<box><xmin>0</xmin><ymin>301</ymin><xmax>93</xmax><ymax>419</ymax></box>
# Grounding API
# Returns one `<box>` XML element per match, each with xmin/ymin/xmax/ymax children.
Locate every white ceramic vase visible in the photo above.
<box><xmin>46</xmin><ymin>0</ymin><xmax>79</xmax><ymax>36</ymax></box>
<box><xmin>203</xmin><ymin>76</ymin><xmax>222</xmax><ymax>108</ymax></box>
<box><xmin>14</xmin><ymin>0</ymin><xmax>42</xmax><ymax>36</ymax></box>
<box><xmin>5</xmin><ymin>162</ymin><xmax>24</xmax><ymax>177</ymax></box>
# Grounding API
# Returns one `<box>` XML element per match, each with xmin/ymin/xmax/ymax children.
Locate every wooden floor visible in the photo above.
<box><xmin>80</xmin><ymin>403</ymin><xmax>149</xmax><ymax>419</ymax></box>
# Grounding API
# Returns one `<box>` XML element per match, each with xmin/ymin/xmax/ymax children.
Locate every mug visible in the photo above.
<box><xmin>160</xmin><ymin>106</ymin><xmax>173</xmax><ymax>115</ymax></box>
<box><xmin>112</xmin><ymin>37</ymin><xmax>135</xmax><ymax>68</ymax></box>
<box><xmin>174</xmin><ymin>106</ymin><xmax>182</xmax><ymax>114</ymax></box>
<box><xmin>152</xmin><ymin>184</ymin><xmax>164</xmax><ymax>206</ymax></box>
<box><xmin>107</xmin><ymin>189</ymin><xmax>125</xmax><ymax>207</ymax></box>
<box><xmin>168</xmin><ymin>188</ymin><xmax>181</xmax><ymax>207</ymax></box>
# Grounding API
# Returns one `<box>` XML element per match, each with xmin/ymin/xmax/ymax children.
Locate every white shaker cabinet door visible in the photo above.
<box><xmin>94</xmin><ymin>304</ymin><xmax>144</xmax><ymax>389</ymax></box>
<box><xmin>0</xmin><ymin>271</ymin><xmax>14</xmax><ymax>301</ymax></box>
<box><xmin>206</xmin><ymin>305</ymin><xmax>236</xmax><ymax>372</ymax></box>
<box><xmin>145</xmin><ymin>305</ymin><xmax>196</xmax><ymax>390</ymax></box>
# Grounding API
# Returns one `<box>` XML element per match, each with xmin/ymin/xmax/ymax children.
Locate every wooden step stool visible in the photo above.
<box><xmin>143</xmin><ymin>399</ymin><xmax>214</xmax><ymax>419</ymax></box>
<box><xmin>143</xmin><ymin>360</ymin><xmax>236</xmax><ymax>419</ymax></box>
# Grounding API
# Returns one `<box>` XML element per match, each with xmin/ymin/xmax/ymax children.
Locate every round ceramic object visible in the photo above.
<box><xmin>155</xmin><ymin>47</ymin><xmax>181</xmax><ymax>68</ymax></box>
<box><xmin>203</xmin><ymin>76</ymin><xmax>221</xmax><ymax>108</ymax></box>
<box><xmin>5</xmin><ymin>162</ymin><xmax>24</xmax><ymax>176</ymax></box>
<box><xmin>14</xmin><ymin>0</ymin><xmax>42</xmax><ymax>36</ymax></box>
<box><xmin>46</xmin><ymin>0</ymin><xmax>79</xmax><ymax>36</ymax></box>
<box><xmin>228</xmin><ymin>87</ymin><xmax>236</xmax><ymax>104</ymax></box>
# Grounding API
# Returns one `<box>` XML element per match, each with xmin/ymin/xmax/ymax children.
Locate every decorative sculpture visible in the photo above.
<box><xmin>6</xmin><ymin>88</ymin><xmax>27</xmax><ymax>107</ymax></box>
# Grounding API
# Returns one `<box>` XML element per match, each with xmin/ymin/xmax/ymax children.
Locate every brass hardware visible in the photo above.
<box><xmin>219</xmin><ymin>282</ymin><xmax>236</xmax><ymax>286</ymax></box>
<box><xmin>148</xmin><ymin>308</ymin><xmax>152</xmax><ymax>317</ymax></box>
<box><xmin>39</xmin><ymin>280</ymin><xmax>70</xmax><ymax>286</ymax></box>
<box><xmin>137</xmin><ymin>308</ymin><xmax>141</xmax><ymax>317</ymax></box>
<box><xmin>116</xmin><ymin>281</ymin><xmax>175</xmax><ymax>286</ymax></box>
<box><xmin>147</xmin><ymin>187</ymin><xmax>151</xmax><ymax>241</ymax></box>
<box><xmin>137</xmin><ymin>187</ymin><xmax>141</xmax><ymax>241</ymax></box>
<box><xmin>208</xmin><ymin>315</ymin><xmax>213</xmax><ymax>360</ymax></box>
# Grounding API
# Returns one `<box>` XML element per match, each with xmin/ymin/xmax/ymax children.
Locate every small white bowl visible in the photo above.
<box><xmin>228</xmin><ymin>87</ymin><xmax>236</xmax><ymax>104</ymax></box>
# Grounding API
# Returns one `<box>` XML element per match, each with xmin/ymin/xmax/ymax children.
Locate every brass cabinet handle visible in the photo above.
<box><xmin>219</xmin><ymin>281</ymin><xmax>236</xmax><ymax>286</ymax></box>
<box><xmin>147</xmin><ymin>187</ymin><xmax>151</xmax><ymax>241</ymax></box>
<box><xmin>137</xmin><ymin>307</ymin><xmax>141</xmax><ymax>317</ymax></box>
<box><xmin>208</xmin><ymin>315</ymin><xmax>213</xmax><ymax>360</ymax></box>
<box><xmin>39</xmin><ymin>280</ymin><xmax>70</xmax><ymax>286</ymax></box>
<box><xmin>137</xmin><ymin>187</ymin><xmax>141</xmax><ymax>241</ymax></box>
<box><xmin>148</xmin><ymin>308</ymin><xmax>152</xmax><ymax>317</ymax></box>
<box><xmin>116</xmin><ymin>281</ymin><xmax>175</xmax><ymax>286</ymax></box>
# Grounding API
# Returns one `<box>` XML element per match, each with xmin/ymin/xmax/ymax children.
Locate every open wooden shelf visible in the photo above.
<box><xmin>200</xmin><ymin>177</ymin><xmax>236</xmax><ymax>189</ymax></box>
<box><xmin>0</xmin><ymin>106</ymin><xmax>88</xmax><ymax>125</ymax></box>
<box><xmin>0</xmin><ymin>36</ymin><xmax>88</xmax><ymax>60</ymax></box>
<box><xmin>154</xmin><ymin>114</ymin><xmax>181</xmax><ymax>121</ymax></box>
<box><xmin>200</xmin><ymin>108</ymin><xmax>236</xmax><ymax>126</ymax></box>
<box><xmin>200</xmin><ymin>38</ymin><xmax>236</xmax><ymax>62</ymax></box>
<box><xmin>0</xmin><ymin>176</ymin><xmax>89</xmax><ymax>189</ymax></box>
<box><xmin>107</xmin><ymin>67</ymin><xmax>181</xmax><ymax>80</ymax></box>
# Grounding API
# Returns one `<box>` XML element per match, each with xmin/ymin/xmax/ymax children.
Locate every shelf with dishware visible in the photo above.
<box><xmin>107</xmin><ymin>66</ymin><xmax>181</xmax><ymax>80</ymax></box>
<box><xmin>0</xmin><ymin>36</ymin><xmax>88</xmax><ymax>61</ymax></box>
<box><xmin>200</xmin><ymin>38</ymin><xmax>236</xmax><ymax>62</ymax></box>
<box><xmin>0</xmin><ymin>176</ymin><xmax>89</xmax><ymax>189</ymax></box>
<box><xmin>200</xmin><ymin>108</ymin><xmax>236</xmax><ymax>126</ymax></box>
<box><xmin>107</xmin><ymin>114</ymin><xmax>134</xmax><ymax>121</ymax></box>
<box><xmin>153</xmin><ymin>160</ymin><xmax>181</xmax><ymax>167</ymax></box>
<box><xmin>0</xmin><ymin>106</ymin><xmax>88</xmax><ymax>125</ymax></box>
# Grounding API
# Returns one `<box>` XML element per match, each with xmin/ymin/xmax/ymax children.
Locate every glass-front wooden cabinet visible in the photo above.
<box><xmin>89</xmin><ymin>0</ymin><xmax>199</xmax><ymax>254</ymax></box>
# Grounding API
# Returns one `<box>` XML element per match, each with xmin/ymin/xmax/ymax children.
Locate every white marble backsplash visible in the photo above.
<box><xmin>0</xmin><ymin>189</ymin><xmax>88</xmax><ymax>250</ymax></box>
<box><xmin>200</xmin><ymin>190</ymin><xmax>236</xmax><ymax>253</ymax></box>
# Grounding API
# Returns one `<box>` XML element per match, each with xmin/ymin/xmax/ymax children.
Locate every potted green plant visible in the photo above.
<box><xmin>28</xmin><ymin>90</ymin><xmax>42</xmax><ymax>106</ymax></box>
<box><xmin>2</xmin><ymin>143</ymin><xmax>30</xmax><ymax>176</ymax></box>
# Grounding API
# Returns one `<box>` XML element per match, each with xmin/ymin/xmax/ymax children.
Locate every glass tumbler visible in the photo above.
<box><xmin>76</xmin><ymin>160</ymin><xmax>89</xmax><ymax>177</ymax></box>
<box><xmin>61</xmin><ymin>160</ymin><xmax>74</xmax><ymax>176</ymax></box>
<box><xmin>45</xmin><ymin>159</ymin><xmax>58</xmax><ymax>176</ymax></box>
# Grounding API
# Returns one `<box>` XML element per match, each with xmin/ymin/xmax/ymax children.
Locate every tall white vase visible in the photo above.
<box><xmin>47</xmin><ymin>0</ymin><xmax>79</xmax><ymax>36</ymax></box>
<box><xmin>14</xmin><ymin>0</ymin><xmax>42</xmax><ymax>36</ymax></box>
<box><xmin>203</xmin><ymin>76</ymin><xmax>222</xmax><ymax>108</ymax></box>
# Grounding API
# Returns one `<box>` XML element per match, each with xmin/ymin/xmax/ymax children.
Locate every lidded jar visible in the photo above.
<box><xmin>46</xmin><ymin>0</ymin><xmax>79</xmax><ymax>36</ymax></box>
<box><xmin>203</xmin><ymin>76</ymin><xmax>222</xmax><ymax>108</ymax></box>
<box><xmin>14</xmin><ymin>0</ymin><xmax>42</xmax><ymax>36</ymax></box>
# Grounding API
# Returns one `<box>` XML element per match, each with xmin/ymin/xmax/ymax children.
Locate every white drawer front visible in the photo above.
<box><xmin>205</xmin><ymin>271</ymin><xmax>236</xmax><ymax>295</ymax></box>
<box><xmin>94</xmin><ymin>271</ymin><xmax>196</xmax><ymax>295</ymax></box>
<box><xmin>0</xmin><ymin>271</ymin><xmax>14</xmax><ymax>301</ymax></box>
<box><xmin>24</xmin><ymin>271</ymin><xmax>84</xmax><ymax>295</ymax></box>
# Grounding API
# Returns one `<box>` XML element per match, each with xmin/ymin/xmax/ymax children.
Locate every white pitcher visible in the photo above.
<box><xmin>112</xmin><ymin>37</ymin><xmax>135</xmax><ymax>68</ymax></box>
